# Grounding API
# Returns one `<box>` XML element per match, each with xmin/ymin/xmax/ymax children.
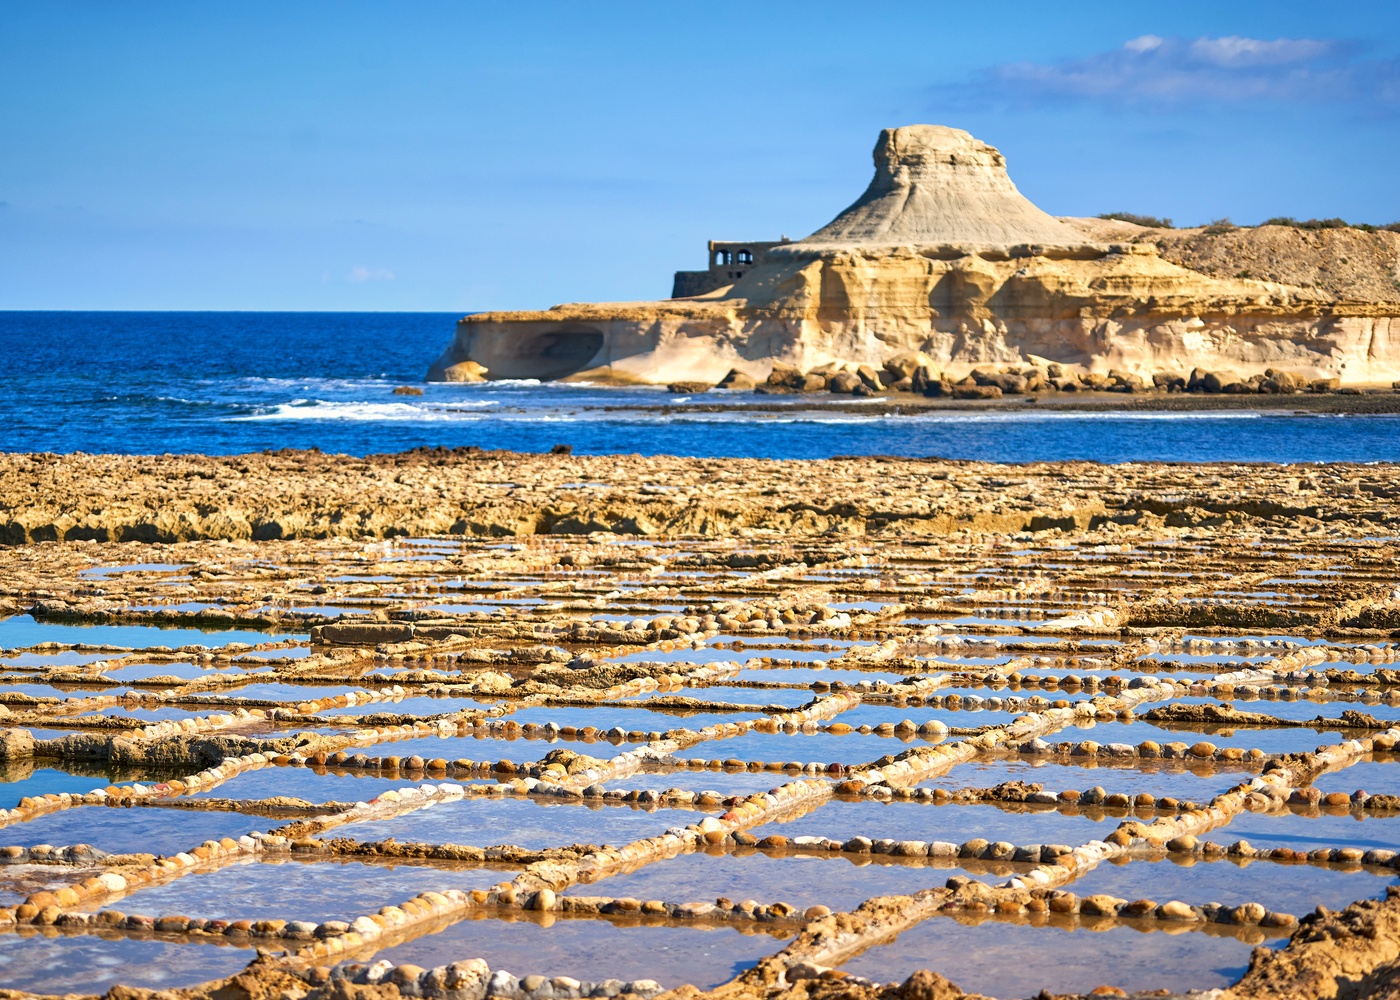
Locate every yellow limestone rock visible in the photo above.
<box><xmin>429</xmin><ymin>125</ymin><xmax>1400</xmax><ymax>386</ymax></box>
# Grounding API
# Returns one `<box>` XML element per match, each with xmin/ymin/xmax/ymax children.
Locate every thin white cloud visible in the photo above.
<box><xmin>349</xmin><ymin>266</ymin><xmax>396</xmax><ymax>283</ymax></box>
<box><xmin>1123</xmin><ymin>35</ymin><xmax>1163</xmax><ymax>54</ymax></box>
<box><xmin>937</xmin><ymin>35</ymin><xmax>1400</xmax><ymax>112</ymax></box>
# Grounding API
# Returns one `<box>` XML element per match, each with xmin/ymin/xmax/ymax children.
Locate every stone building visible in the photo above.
<box><xmin>671</xmin><ymin>239</ymin><xmax>790</xmax><ymax>297</ymax></box>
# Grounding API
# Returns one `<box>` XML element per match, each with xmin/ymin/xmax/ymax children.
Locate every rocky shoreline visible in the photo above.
<box><xmin>2</xmin><ymin>448</ymin><xmax>1399</xmax><ymax>549</ymax></box>
<box><xmin>638</xmin><ymin>388</ymin><xmax>1400</xmax><ymax>416</ymax></box>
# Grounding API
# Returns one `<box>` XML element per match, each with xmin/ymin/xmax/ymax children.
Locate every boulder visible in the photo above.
<box><xmin>972</xmin><ymin>370</ymin><xmax>1026</xmax><ymax>393</ymax></box>
<box><xmin>1108</xmin><ymin>370</ymin><xmax>1147</xmax><ymax>392</ymax></box>
<box><xmin>1188</xmin><ymin>369</ymin><xmax>1226</xmax><ymax>393</ymax></box>
<box><xmin>953</xmin><ymin>384</ymin><xmax>1001</xmax><ymax>399</ymax></box>
<box><xmin>883</xmin><ymin>350</ymin><xmax>935</xmax><ymax>383</ymax></box>
<box><xmin>767</xmin><ymin>362</ymin><xmax>800</xmax><ymax>387</ymax></box>
<box><xmin>828</xmin><ymin>371</ymin><xmax>862</xmax><ymax>394</ymax></box>
<box><xmin>439</xmin><ymin>360</ymin><xmax>488</xmax><ymax>383</ymax></box>
<box><xmin>855</xmin><ymin>364</ymin><xmax>885</xmax><ymax>391</ymax></box>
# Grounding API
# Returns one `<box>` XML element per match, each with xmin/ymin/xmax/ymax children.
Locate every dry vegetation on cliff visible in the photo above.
<box><xmin>1067</xmin><ymin>217</ymin><xmax>1400</xmax><ymax>303</ymax></box>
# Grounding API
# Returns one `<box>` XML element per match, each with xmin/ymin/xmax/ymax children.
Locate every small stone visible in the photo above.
<box><xmin>1166</xmin><ymin>835</ymin><xmax>1197</xmax><ymax>853</ymax></box>
<box><xmin>1158</xmin><ymin>900</ymin><xmax>1196</xmax><ymax>920</ymax></box>
<box><xmin>1079</xmin><ymin>894</ymin><xmax>1125</xmax><ymax>916</ymax></box>
<box><xmin>489</xmin><ymin>970</ymin><xmax>520</xmax><ymax>996</ymax></box>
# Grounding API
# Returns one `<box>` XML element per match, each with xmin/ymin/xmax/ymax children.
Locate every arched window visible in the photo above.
<box><xmin>714</xmin><ymin>250</ymin><xmax>732</xmax><ymax>267</ymax></box>
<box><xmin>736</xmin><ymin>249</ymin><xmax>754</xmax><ymax>265</ymax></box>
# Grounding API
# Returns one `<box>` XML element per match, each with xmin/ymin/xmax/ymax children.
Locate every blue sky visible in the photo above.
<box><xmin>2</xmin><ymin>2</ymin><xmax>1398</xmax><ymax>311</ymax></box>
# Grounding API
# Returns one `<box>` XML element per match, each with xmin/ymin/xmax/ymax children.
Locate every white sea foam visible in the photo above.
<box><xmin>230</xmin><ymin>399</ymin><xmax>501</xmax><ymax>422</ymax></box>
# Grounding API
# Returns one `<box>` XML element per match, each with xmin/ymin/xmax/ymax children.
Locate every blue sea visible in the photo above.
<box><xmin>3</xmin><ymin>311</ymin><xmax>1397</xmax><ymax>463</ymax></box>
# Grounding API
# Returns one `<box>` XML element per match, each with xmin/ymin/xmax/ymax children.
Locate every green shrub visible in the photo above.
<box><xmin>1096</xmin><ymin>212</ymin><xmax>1174</xmax><ymax>229</ymax></box>
<box><xmin>1261</xmin><ymin>217</ymin><xmax>1355</xmax><ymax>230</ymax></box>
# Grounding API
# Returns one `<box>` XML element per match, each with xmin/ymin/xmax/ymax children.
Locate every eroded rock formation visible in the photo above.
<box><xmin>428</xmin><ymin>125</ymin><xmax>1400</xmax><ymax>387</ymax></box>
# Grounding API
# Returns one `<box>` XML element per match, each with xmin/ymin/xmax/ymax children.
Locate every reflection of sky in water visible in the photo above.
<box><xmin>79</xmin><ymin>563</ymin><xmax>187</xmax><ymax>578</ymax></box>
<box><xmin>733</xmin><ymin>665</ymin><xmax>914</xmax><ymax>685</ymax></box>
<box><xmin>764</xmin><ymin>797</ymin><xmax>1117</xmax><ymax>846</ymax></box>
<box><xmin>349</xmin><ymin>912</ymin><xmax>790</xmax><ymax>990</ymax></box>
<box><xmin>570</xmin><ymin>851</ymin><xmax>963</xmax><ymax>912</ymax></box>
<box><xmin>508</xmin><ymin>705</ymin><xmax>763</xmax><ymax>732</ymax></box>
<box><xmin>101</xmin><ymin>661</ymin><xmax>272</xmax><ymax>681</ymax></box>
<box><xmin>915</xmin><ymin>756</ymin><xmax>1249</xmax><ymax>800</ymax></box>
<box><xmin>669</xmin><ymin>685</ymin><xmax>816</xmax><ymax>708</ymax></box>
<box><xmin>0</xmin><ymin>652</ymin><xmax>114</xmax><ymax>667</ymax></box>
<box><xmin>0</xmin><ymin>615</ymin><xmax>305</xmax><ymax>649</ymax></box>
<box><xmin>686</xmin><ymin>731</ymin><xmax>909</xmax><ymax>765</ymax></box>
<box><xmin>839</xmin><ymin>913</ymin><xmax>1263</xmax><ymax>996</ymax></box>
<box><xmin>210</xmin><ymin>682</ymin><xmax>378</xmax><ymax>701</ymax></box>
<box><xmin>613</xmin><ymin>768</ymin><xmax>831</xmax><ymax>796</ymax></box>
<box><xmin>92</xmin><ymin>856</ymin><xmax>510</xmax><ymax>924</ymax></box>
<box><xmin>0</xmin><ymin>766</ymin><xmax>140</xmax><ymax>808</ymax></box>
<box><xmin>84</xmin><ymin>706</ymin><xmax>219</xmax><ymax>723</ymax></box>
<box><xmin>329</xmin><ymin>696</ymin><xmax>499</xmax><ymax>717</ymax></box>
<box><xmin>833</xmin><ymin>703</ymin><xmax>1024</xmax><ymax>730</ymax></box>
<box><xmin>342</xmin><ymin>797</ymin><xmax>713</xmax><ymax>852</ymax></box>
<box><xmin>1226</xmin><ymin>811</ymin><xmax>1400</xmax><ymax>852</ymax></box>
<box><xmin>4</xmin><ymin>807</ymin><xmax>275</xmax><ymax>856</ymax></box>
<box><xmin>193</xmin><ymin>767</ymin><xmax>500</xmax><ymax>801</ymax></box>
<box><xmin>0</xmin><ymin>933</ymin><xmax>255</xmax><ymax>995</ymax></box>
<box><xmin>1062</xmin><ymin>719</ymin><xmax>1349</xmax><ymax>756</ymax></box>
<box><xmin>1072</xmin><ymin>856</ymin><xmax>1394</xmax><ymax>916</ymax></box>
<box><xmin>0</xmin><ymin>682</ymin><xmax>121</xmax><ymax>699</ymax></box>
<box><xmin>233</xmin><ymin>646</ymin><xmax>313</xmax><ymax>659</ymax></box>
<box><xmin>1310</xmin><ymin>759</ymin><xmax>1400</xmax><ymax>797</ymax></box>
<box><xmin>1209</xmin><ymin>698</ymin><xmax>1400</xmax><ymax>723</ymax></box>
<box><xmin>347</xmin><ymin>734</ymin><xmax>644</xmax><ymax>761</ymax></box>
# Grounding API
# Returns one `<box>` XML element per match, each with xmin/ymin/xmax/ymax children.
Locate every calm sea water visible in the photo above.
<box><xmin>3</xmin><ymin>311</ymin><xmax>1397</xmax><ymax>463</ymax></box>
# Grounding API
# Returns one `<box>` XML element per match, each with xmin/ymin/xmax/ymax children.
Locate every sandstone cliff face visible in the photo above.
<box><xmin>429</xmin><ymin>126</ymin><xmax>1400</xmax><ymax>386</ymax></box>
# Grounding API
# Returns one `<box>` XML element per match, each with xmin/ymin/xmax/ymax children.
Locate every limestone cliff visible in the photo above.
<box><xmin>429</xmin><ymin>125</ymin><xmax>1400</xmax><ymax>386</ymax></box>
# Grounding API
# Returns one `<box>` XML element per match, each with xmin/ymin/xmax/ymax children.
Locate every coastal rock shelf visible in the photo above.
<box><xmin>0</xmin><ymin>453</ymin><xmax>1396</xmax><ymax>998</ymax></box>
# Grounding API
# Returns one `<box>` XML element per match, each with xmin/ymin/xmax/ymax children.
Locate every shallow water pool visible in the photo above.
<box><xmin>0</xmin><ymin>805</ymin><xmax>276</xmax><ymax>856</ymax></box>
<box><xmin>0</xmin><ymin>616</ymin><xmax>306</xmax><ymax>650</ymax></box>
<box><xmin>569</xmin><ymin>850</ymin><xmax>993</xmax><ymax>913</ymax></box>
<box><xmin>90</xmin><ymin>855</ymin><xmax>516</xmax><ymax>924</ymax></box>
<box><xmin>839</xmin><ymin>913</ymin><xmax>1266</xmax><ymax>995</ymax></box>
<box><xmin>915</xmin><ymin>756</ymin><xmax>1250</xmax><ymax>801</ymax></box>
<box><xmin>340</xmin><ymin>796</ymin><xmax>716</xmax><ymax>851</ymax></box>
<box><xmin>344</xmin><ymin>910</ymin><xmax>790</xmax><ymax>990</ymax></box>
<box><xmin>762</xmin><ymin>797</ymin><xmax>1119</xmax><ymax>847</ymax></box>
<box><xmin>1070</xmin><ymin>855</ymin><xmax>1394</xmax><ymax>916</ymax></box>
<box><xmin>0</xmin><ymin>930</ymin><xmax>255</xmax><ymax>995</ymax></box>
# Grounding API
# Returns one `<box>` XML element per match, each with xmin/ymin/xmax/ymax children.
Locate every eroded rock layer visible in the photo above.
<box><xmin>3</xmin><ymin>448</ymin><xmax>1400</xmax><ymax>548</ymax></box>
